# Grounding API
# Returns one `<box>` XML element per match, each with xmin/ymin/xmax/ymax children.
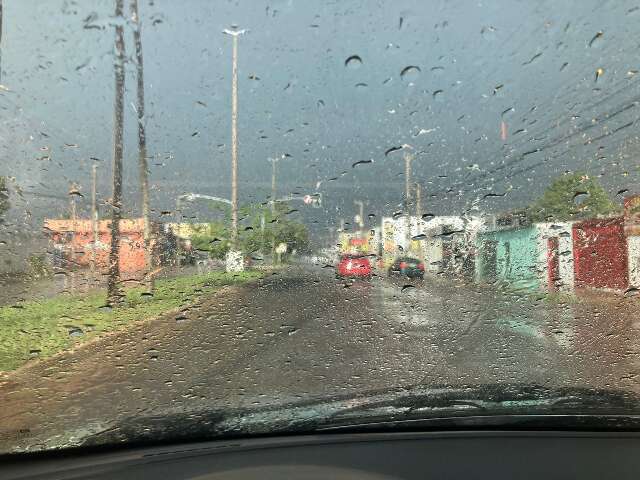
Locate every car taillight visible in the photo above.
<box><xmin>399</xmin><ymin>262</ymin><xmax>407</xmax><ymax>269</ymax></box>
<box><xmin>418</xmin><ymin>263</ymin><xmax>425</xmax><ymax>271</ymax></box>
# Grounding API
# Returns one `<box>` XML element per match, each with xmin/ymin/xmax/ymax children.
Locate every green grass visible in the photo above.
<box><xmin>0</xmin><ymin>270</ymin><xmax>263</xmax><ymax>372</ymax></box>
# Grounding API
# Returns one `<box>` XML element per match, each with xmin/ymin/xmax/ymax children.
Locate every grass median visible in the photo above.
<box><xmin>0</xmin><ymin>270</ymin><xmax>263</xmax><ymax>372</ymax></box>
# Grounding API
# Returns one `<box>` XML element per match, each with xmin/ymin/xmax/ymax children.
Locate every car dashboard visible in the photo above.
<box><xmin>3</xmin><ymin>430</ymin><xmax>640</xmax><ymax>479</ymax></box>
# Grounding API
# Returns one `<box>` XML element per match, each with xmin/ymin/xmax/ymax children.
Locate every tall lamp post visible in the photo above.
<box><xmin>223</xmin><ymin>27</ymin><xmax>245</xmax><ymax>244</ymax></box>
<box><xmin>403</xmin><ymin>145</ymin><xmax>414</xmax><ymax>248</ymax></box>
<box><xmin>222</xmin><ymin>26</ymin><xmax>246</xmax><ymax>272</ymax></box>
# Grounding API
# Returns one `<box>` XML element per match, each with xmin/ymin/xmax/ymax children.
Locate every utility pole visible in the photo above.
<box><xmin>107</xmin><ymin>0</ymin><xmax>126</xmax><ymax>306</ymax></box>
<box><xmin>415</xmin><ymin>182</ymin><xmax>424</xmax><ymax>262</ymax></box>
<box><xmin>260</xmin><ymin>213</ymin><xmax>266</xmax><ymax>259</ymax></box>
<box><xmin>69</xmin><ymin>183</ymin><xmax>79</xmax><ymax>294</ymax></box>
<box><xmin>354</xmin><ymin>200</ymin><xmax>364</xmax><ymax>233</ymax></box>
<box><xmin>403</xmin><ymin>147</ymin><xmax>414</xmax><ymax>246</ymax></box>
<box><xmin>223</xmin><ymin>27</ymin><xmax>246</xmax><ymax>250</ymax></box>
<box><xmin>91</xmin><ymin>164</ymin><xmax>99</xmax><ymax>278</ymax></box>
<box><xmin>130</xmin><ymin>0</ymin><xmax>153</xmax><ymax>291</ymax></box>
<box><xmin>404</xmin><ymin>150</ymin><xmax>413</xmax><ymax>211</ymax></box>
<box><xmin>269</xmin><ymin>155</ymin><xmax>280</xmax><ymax>263</ymax></box>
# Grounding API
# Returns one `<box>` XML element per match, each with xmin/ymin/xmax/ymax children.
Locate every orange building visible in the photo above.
<box><xmin>44</xmin><ymin>218</ymin><xmax>147</xmax><ymax>274</ymax></box>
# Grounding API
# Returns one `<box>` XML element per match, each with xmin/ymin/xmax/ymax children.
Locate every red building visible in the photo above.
<box><xmin>572</xmin><ymin>217</ymin><xmax>628</xmax><ymax>291</ymax></box>
<box><xmin>44</xmin><ymin>218</ymin><xmax>147</xmax><ymax>275</ymax></box>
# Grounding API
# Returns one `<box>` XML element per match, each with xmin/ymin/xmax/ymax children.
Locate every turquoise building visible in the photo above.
<box><xmin>475</xmin><ymin>226</ymin><xmax>541</xmax><ymax>290</ymax></box>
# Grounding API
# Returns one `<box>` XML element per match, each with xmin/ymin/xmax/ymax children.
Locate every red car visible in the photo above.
<box><xmin>337</xmin><ymin>255</ymin><xmax>372</xmax><ymax>278</ymax></box>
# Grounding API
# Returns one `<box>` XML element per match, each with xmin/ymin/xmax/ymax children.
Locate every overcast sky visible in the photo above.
<box><xmin>1</xmin><ymin>0</ymin><xmax>640</xmax><ymax>236</ymax></box>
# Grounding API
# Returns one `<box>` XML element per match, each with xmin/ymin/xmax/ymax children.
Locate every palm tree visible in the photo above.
<box><xmin>130</xmin><ymin>0</ymin><xmax>153</xmax><ymax>291</ymax></box>
<box><xmin>107</xmin><ymin>0</ymin><xmax>126</xmax><ymax>305</ymax></box>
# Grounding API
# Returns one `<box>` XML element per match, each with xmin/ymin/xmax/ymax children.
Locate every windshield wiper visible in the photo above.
<box><xmin>313</xmin><ymin>385</ymin><xmax>640</xmax><ymax>432</ymax></box>
<box><xmin>316</xmin><ymin>414</ymin><xmax>640</xmax><ymax>433</ymax></box>
<box><xmin>76</xmin><ymin>384</ymin><xmax>640</xmax><ymax>450</ymax></box>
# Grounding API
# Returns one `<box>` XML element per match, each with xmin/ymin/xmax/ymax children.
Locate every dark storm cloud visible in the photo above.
<box><xmin>1</xmin><ymin>0</ymin><xmax>639</xmax><ymax>230</ymax></box>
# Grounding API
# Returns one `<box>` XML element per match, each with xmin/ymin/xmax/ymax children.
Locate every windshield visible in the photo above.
<box><xmin>1</xmin><ymin>0</ymin><xmax>640</xmax><ymax>453</ymax></box>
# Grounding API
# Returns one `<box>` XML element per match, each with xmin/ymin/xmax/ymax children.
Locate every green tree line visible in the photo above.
<box><xmin>190</xmin><ymin>201</ymin><xmax>310</xmax><ymax>260</ymax></box>
<box><xmin>523</xmin><ymin>172</ymin><xmax>620</xmax><ymax>222</ymax></box>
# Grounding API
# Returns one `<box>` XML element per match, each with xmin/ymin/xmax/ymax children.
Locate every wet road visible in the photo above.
<box><xmin>1</xmin><ymin>265</ymin><xmax>640</xmax><ymax>451</ymax></box>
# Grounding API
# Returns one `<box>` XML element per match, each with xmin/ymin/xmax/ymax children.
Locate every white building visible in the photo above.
<box><xmin>380</xmin><ymin>215</ymin><xmax>485</xmax><ymax>275</ymax></box>
<box><xmin>535</xmin><ymin>222</ymin><xmax>575</xmax><ymax>292</ymax></box>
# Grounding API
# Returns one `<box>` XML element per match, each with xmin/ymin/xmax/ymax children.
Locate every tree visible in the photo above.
<box><xmin>189</xmin><ymin>202</ymin><xmax>310</xmax><ymax>261</ymax></box>
<box><xmin>130</xmin><ymin>0</ymin><xmax>153</xmax><ymax>291</ymax></box>
<box><xmin>271</xmin><ymin>220</ymin><xmax>310</xmax><ymax>255</ymax></box>
<box><xmin>526</xmin><ymin>172</ymin><xmax>619</xmax><ymax>222</ymax></box>
<box><xmin>191</xmin><ymin>223</ymin><xmax>230</xmax><ymax>260</ymax></box>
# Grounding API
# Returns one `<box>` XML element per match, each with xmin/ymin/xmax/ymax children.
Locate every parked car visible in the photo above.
<box><xmin>388</xmin><ymin>256</ymin><xmax>425</xmax><ymax>279</ymax></box>
<box><xmin>337</xmin><ymin>254</ymin><xmax>372</xmax><ymax>278</ymax></box>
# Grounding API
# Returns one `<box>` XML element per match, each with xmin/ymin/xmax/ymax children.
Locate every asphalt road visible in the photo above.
<box><xmin>1</xmin><ymin>264</ymin><xmax>640</xmax><ymax>451</ymax></box>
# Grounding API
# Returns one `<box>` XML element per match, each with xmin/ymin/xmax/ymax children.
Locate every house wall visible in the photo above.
<box><xmin>165</xmin><ymin>222</ymin><xmax>214</xmax><ymax>240</ymax></box>
<box><xmin>626</xmin><ymin>235</ymin><xmax>640</xmax><ymax>288</ymax></box>
<box><xmin>422</xmin><ymin>226</ymin><xmax>443</xmax><ymax>273</ymax></box>
<box><xmin>44</xmin><ymin>219</ymin><xmax>147</xmax><ymax>274</ymax></box>
<box><xmin>476</xmin><ymin>226</ymin><xmax>540</xmax><ymax>290</ymax></box>
<box><xmin>415</xmin><ymin>216</ymin><xmax>474</xmax><ymax>274</ymax></box>
<box><xmin>381</xmin><ymin>217</ymin><xmax>395</xmax><ymax>267</ymax></box>
<box><xmin>379</xmin><ymin>215</ymin><xmax>482</xmax><ymax>274</ymax></box>
<box><xmin>572</xmin><ymin>217</ymin><xmax>628</xmax><ymax>291</ymax></box>
<box><xmin>380</xmin><ymin>216</ymin><xmax>422</xmax><ymax>267</ymax></box>
<box><xmin>536</xmin><ymin>222</ymin><xmax>575</xmax><ymax>291</ymax></box>
<box><xmin>625</xmin><ymin>211</ymin><xmax>640</xmax><ymax>289</ymax></box>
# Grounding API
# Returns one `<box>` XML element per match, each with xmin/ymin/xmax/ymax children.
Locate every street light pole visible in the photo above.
<box><xmin>270</xmin><ymin>156</ymin><xmax>278</xmax><ymax>216</ymax></box>
<box><xmin>91</xmin><ymin>164</ymin><xmax>98</xmax><ymax>278</ymax></box>
<box><xmin>223</xmin><ymin>27</ymin><xmax>246</xmax><ymax>250</ymax></box>
<box><xmin>230</xmin><ymin>32</ymin><xmax>239</xmax><ymax>248</ymax></box>
<box><xmin>69</xmin><ymin>183</ymin><xmax>79</xmax><ymax>294</ymax></box>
